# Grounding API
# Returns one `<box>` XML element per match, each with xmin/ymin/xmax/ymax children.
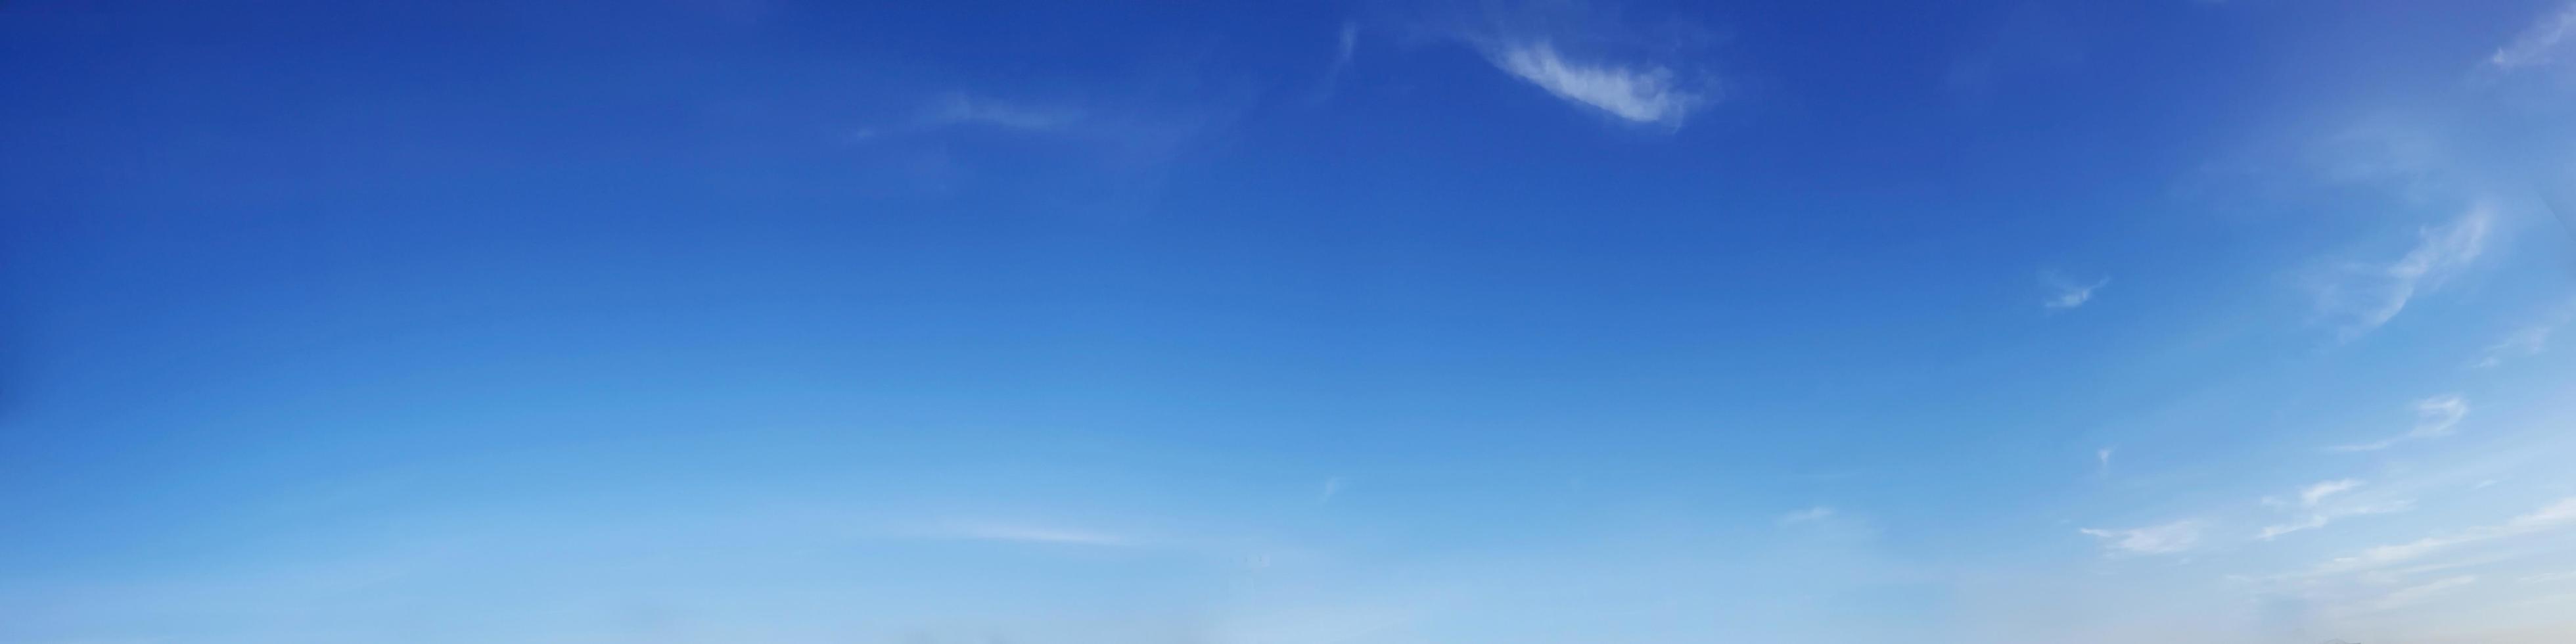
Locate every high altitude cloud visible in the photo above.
<box><xmin>1779</xmin><ymin>506</ymin><xmax>1835</xmax><ymax>526</ymax></box>
<box><xmin>1437</xmin><ymin>1</ymin><xmax>1718</xmax><ymax>129</ymax></box>
<box><xmin>2475</xmin><ymin>325</ymin><xmax>2554</xmax><ymax>367</ymax></box>
<box><xmin>921</xmin><ymin>93</ymin><xmax>1083</xmax><ymax>132</ymax></box>
<box><xmin>2330</xmin><ymin>395</ymin><xmax>2468</xmax><ymax>452</ymax></box>
<box><xmin>2372</xmin><ymin>575</ymin><xmax>2479</xmax><ymax>612</ymax></box>
<box><xmin>1487</xmin><ymin>40</ymin><xmax>1704</xmax><ymax>126</ymax></box>
<box><xmin>2316</xmin><ymin>497</ymin><xmax>2576</xmax><ymax>574</ymax></box>
<box><xmin>930</xmin><ymin>522</ymin><xmax>1138</xmax><ymax>547</ymax></box>
<box><xmin>2255</xmin><ymin>480</ymin><xmax>2409</xmax><ymax>541</ymax></box>
<box><xmin>2079</xmin><ymin>519</ymin><xmax>2201</xmax><ymax>556</ymax></box>
<box><xmin>2301</xmin><ymin>479</ymin><xmax>2364</xmax><ymax>507</ymax></box>
<box><xmin>2042</xmin><ymin>273</ymin><xmax>2109</xmax><ymax>310</ymax></box>
<box><xmin>2313</xmin><ymin>209</ymin><xmax>2491</xmax><ymax>339</ymax></box>
<box><xmin>2491</xmin><ymin>2</ymin><xmax>2576</xmax><ymax>70</ymax></box>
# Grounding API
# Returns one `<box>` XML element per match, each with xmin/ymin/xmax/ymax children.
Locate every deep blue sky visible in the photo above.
<box><xmin>5</xmin><ymin>1</ymin><xmax>2576</xmax><ymax>643</ymax></box>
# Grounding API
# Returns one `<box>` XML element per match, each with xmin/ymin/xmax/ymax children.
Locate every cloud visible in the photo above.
<box><xmin>2257</xmin><ymin>515</ymin><xmax>2331</xmax><ymax>541</ymax></box>
<box><xmin>1779</xmin><ymin>506</ymin><xmax>1835</xmax><ymax>526</ymax></box>
<box><xmin>2525</xmin><ymin>570</ymin><xmax>2576</xmax><ymax>584</ymax></box>
<box><xmin>2042</xmin><ymin>273</ymin><xmax>2109</xmax><ymax>310</ymax></box>
<box><xmin>931</xmin><ymin>523</ymin><xmax>1138</xmax><ymax>547</ymax></box>
<box><xmin>2372</xmin><ymin>575</ymin><xmax>2477</xmax><ymax>611</ymax></box>
<box><xmin>1331</xmin><ymin>22</ymin><xmax>1359</xmax><ymax>80</ymax></box>
<box><xmin>2475</xmin><ymin>326</ymin><xmax>2554</xmax><ymax>367</ymax></box>
<box><xmin>921</xmin><ymin>94</ymin><xmax>1083</xmax><ymax>132</ymax></box>
<box><xmin>2301</xmin><ymin>479</ymin><xmax>2364</xmax><ymax>507</ymax></box>
<box><xmin>1320</xmin><ymin>476</ymin><xmax>1346</xmax><ymax>504</ymax></box>
<box><xmin>1308</xmin><ymin>22</ymin><xmax>1362</xmax><ymax>104</ymax></box>
<box><xmin>1485</xmin><ymin>39</ymin><xmax>1705</xmax><ymax>126</ymax></box>
<box><xmin>2313</xmin><ymin>209</ymin><xmax>2492</xmax><ymax>339</ymax></box>
<box><xmin>2079</xmin><ymin>519</ymin><xmax>2201</xmax><ymax>556</ymax></box>
<box><xmin>2316</xmin><ymin>497</ymin><xmax>2576</xmax><ymax>573</ymax></box>
<box><xmin>2330</xmin><ymin>394</ymin><xmax>2470</xmax><ymax>452</ymax></box>
<box><xmin>2257</xmin><ymin>494</ymin><xmax>2410</xmax><ymax>541</ymax></box>
<box><xmin>2475</xmin><ymin>321</ymin><xmax>2559</xmax><ymax>368</ymax></box>
<box><xmin>2491</xmin><ymin>2</ymin><xmax>2576</xmax><ymax>71</ymax></box>
<box><xmin>2096</xmin><ymin>448</ymin><xmax>2113</xmax><ymax>477</ymax></box>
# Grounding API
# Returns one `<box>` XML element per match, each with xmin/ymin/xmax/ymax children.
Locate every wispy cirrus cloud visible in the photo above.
<box><xmin>919</xmin><ymin>93</ymin><xmax>1084</xmax><ymax>132</ymax></box>
<box><xmin>2475</xmin><ymin>325</ymin><xmax>2554</xmax><ymax>367</ymax></box>
<box><xmin>2370</xmin><ymin>575</ymin><xmax>2479</xmax><ymax>612</ymax></box>
<box><xmin>1779</xmin><ymin>506</ymin><xmax>1835</xmax><ymax>526</ymax></box>
<box><xmin>2301</xmin><ymin>479</ymin><xmax>2364</xmax><ymax>507</ymax></box>
<box><xmin>923</xmin><ymin>522</ymin><xmax>1140</xmax><ymax>547</ymax></box>
<box><xmin>1486</xmin><ymin>40</ymin><xmax>1705</xmax><ymax>126</ymax></box>
<box><xmin>2473</xmin><ymin>306</ymin><xmax>2572</xmax><ymax>367</ymax></box>
<box><xmin>2079</xmin><ymin>519</ymin><xmax>2201</xmax><ymax>556</ymax></box>
<box><xmin>2042</xmin><ymin>273</ymin><xmax>2109</xmax><ymax>310</ymax></box>
<box><xmin>2491</xmin><ymin>2</ymin><xmax>2576</xmax><ymax>71</ymax></box>
<box><xmin>2314</xmin><ymin>497</ymin><xmax>2576</xmax><ymax>574</ymax></box>
<box><xmin>2330</xmin><ymin>395</ymin><xmax>2468</xmax><ymax>452</ymax></box>
<box><xmin>2312</xmin><ymin>209</ymin><xmax>2492</xmax><ymax>340</ymax></box>
<box><xmin>2255</xmin><ymin>480</ymin><xmax>2410</xmax><ymax>541</ymax></box>
<box><xmin>1431</xmin><ymin>1</ymin><xmax>1718</xmax><ymax>129</ymax></box>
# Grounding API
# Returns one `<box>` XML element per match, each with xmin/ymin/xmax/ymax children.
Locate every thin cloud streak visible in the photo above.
<box><xmin>2491</xmin><ymin>2</ymin><xmax>2576</xmax><ymax>70</ymax></box>
<box><xmin>2330</xmin><ymin>394</ymin><xmax>2469</xmax><ymax>452</ymax></box>
<box><xmin>2473</xmin><ymin>306</ymin><xmax>2569</xmax><ymax>367</ymax></box>
<box><xmin>2372</xmin><ymin>575</ymin><xmax>2478</xmax><ymax>612</ymax></box>
<box><xmin>2259</xmin><ymin>497</ymin><xmax>2411</xmax><ymax>541</ymax></box>
<box><xmin>2078</xmin><ymin>519</ymin><xmax>2201</xmax><ymax>556</ymax></box>
<box><xmin>2044</xmin><ymin>274</ymin><xmax>2109</xmax><ymax>310</ymax></box>
<box><xmin>929</xmin><ymin>523</ymin><xmax>1139</xmax><ymax>547</ymax></box>
<box><xmin>1310</xmin><ymin>22</ymin><xmax>1360</xmax><ymax>103</ymax></box>
<box><xmin>2314</xmin><ymin>497</ymin><xmax>2576</xmax><ymax>574</ymax></box>
<box><xmin>2302</xmin><ymin>479</ymin><xmax>2364</xmax><ymax>507</ymax></box>
<box><xmin>2315</xmin><ymin>210</ymin><xmax>2491</xmax><ymax>340</ymax></box>
<box><xmin>1486</xmin><ymin>39</ymin><xmax>1704</xmax><ymax>127</ymax></box>
<box><xmin>1780</xmin><ymin>506</ymin><xmax>1835</xmax><ymax>526</ymax></box>
<box><xmin>922</xmin><ymin>93</ymin><xmax>1083</xmax><ymax>132</ymax></box>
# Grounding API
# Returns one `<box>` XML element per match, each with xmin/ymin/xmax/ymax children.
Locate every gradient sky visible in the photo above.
<box><xmin>5</xmin><ymin>1</ymin><xmax>2576</xmax><ymax>643</ymax></box>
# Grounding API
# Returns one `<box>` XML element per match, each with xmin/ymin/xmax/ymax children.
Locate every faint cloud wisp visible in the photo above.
<box><xmin>1486</xmin><ymin>39</ymin><xmax>1704</xmax><ymax>127</ymax></box>
<box><xmin>2079</xmin><ymin>519</ymin><xmax>2201</xmax><ymax>556</ymax></box>
<box><xmin>2330</xmin><ymin>394</ymin><xmax>2468</xmax><ymax>452</ymax></box>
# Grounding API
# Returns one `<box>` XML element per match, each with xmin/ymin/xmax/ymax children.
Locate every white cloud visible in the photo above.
<box><xmin>2491</xmin><ymin>2</ymin><xmax>2576</xmax><ymax>70</ymax></box>
<box><xmin>2372</xmin><ymin>575</ymin><xmax>2477</xmax><ymax>611</ymax></box>
<box><xmin>2043</xmin><ymin>274</ymin><xmax>2109</xmax><ymax>310</ymax></box>
<box><xmin>2096</xmin><ymin>447</ymin><xmax>2113</xmax><ymax>477</ymax></box>
<box><xmin>1320</xmin><ymin>476</ymin><xmax>1346</xmax><ymax>504</ymax></box>
<box><xmin>2475</xmin><ymin>324</ymin><xmax>2556</xmax><ymax>368</ymax></box>
<box><xmin>2314</xmin><ymin>209</ymin><xmax>2492</xmax><ymax>339</ymax></box>
<box><xmin>2317</xmin><ymin>497</ymin><xmax>2576</xmax><ymax>573</ymax></box>
<box><xmin>2525</xmin><ymin>570</ymin><xmax>2576</xmax><ymax>584</ymax></box>
<box><xmin>932</xmin><ymin>523</ymin><xmax>1137</xmax><ymax>547</ymax></box>
<box><xmin>2257</xmin><ymin>488</ymin><xmax>2410</xmax><ymax>541</ymax></box>
<box><xmin>2257</xmin><ymin>515</ymin><xmax>2330</xmax><ymax>541</ymax></box>
<box><xmin>922</xmin><ymin>94</ymin><xmax>1082</xmax><ymax>131</ymax></box>
<box><xmin>1309</xmin><ymin>22</ymin><xmax>1361</xmax><ymax>103</ymax></box>
<box><xmin>2301</xmin><ymin>479</ymin><xmax>2365</xmax><ymax>507</ymax></box>
<box><xmin>2330</xmin><ymin>394</ymin><xmax>2470</xmax><ymax>452</ymax></box>
<box><xmin>1333</xmin><ymin>22</ymin><xmax>1359</xmax><ymax>76</ymax></box>
<box><xmin>1780</xmin><ymin>506</ymin><xmax>1835</xmax><ymax>526</ymax></box>
<box><xmin>2079</xmin><ymin>519</ymin><xmax>2201</xmax><ymax>556</ymax></box>
<box><xmin>1487</xmin><ymin>39</ymin><xmax>1704</xmax><ymax>127</ymax></box>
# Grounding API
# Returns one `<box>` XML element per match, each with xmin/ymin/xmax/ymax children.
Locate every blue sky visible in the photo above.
<box><xmin>3</xmin><ymin>1</ymin><xmax>2575</xmax><ymax>643</ymax></box>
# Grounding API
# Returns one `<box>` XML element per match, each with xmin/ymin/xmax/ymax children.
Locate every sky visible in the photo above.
<box><xmin>3</xmin><ymin>1</ymin><xmax>2576</xmax><ymax>643</ymax></box>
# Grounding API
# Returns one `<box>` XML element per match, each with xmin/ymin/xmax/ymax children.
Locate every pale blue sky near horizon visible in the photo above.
<box><xmin>3</xmin><ymin>1</ymin><xmax>2576</xmax><ymax>643</ymax></box>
